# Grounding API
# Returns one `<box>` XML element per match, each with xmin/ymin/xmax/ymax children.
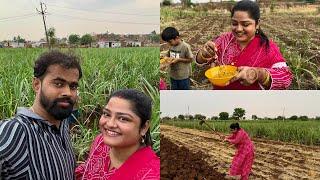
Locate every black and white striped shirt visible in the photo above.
<box><xmin>0</xmin><ymin>107</ymin><xmax>75</xmax><ymax>179</ymax></box>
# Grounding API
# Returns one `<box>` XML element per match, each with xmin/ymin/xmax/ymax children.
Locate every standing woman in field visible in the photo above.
<box><xmin>196</xmin><ymin>0</ymin><xmax>292</xmax><ymax>90</ymax></box>
<box><xmin>224</xmin><ymin>123</ymin><xmax>254</xmax><ymax>180</ymax></box>
<box><xmin>75</xmin><ymin>89</ymin><xmax>160</xmax><ymax>179</ymax></box>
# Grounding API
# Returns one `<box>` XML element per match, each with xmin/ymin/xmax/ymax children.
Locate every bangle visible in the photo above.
<box><xmin>262</xmin><ymin>72</ymin><xmax>270</xmax><ymax>86</ymax></box>
<box><xmin>199</xmin><ymin>50</ymin><xmax>213</xmax><ymax>63</ymax></box>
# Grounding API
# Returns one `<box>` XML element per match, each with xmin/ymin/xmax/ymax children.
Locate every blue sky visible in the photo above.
<box><xmin>160</xmin><ymin>91</ymin><xmax>320</xmax><ymax>119</ymax></box>
<box><xmin>0</xmin><ymin>0</ymin><xmax>159</xmax><ymax>41</ymax></box>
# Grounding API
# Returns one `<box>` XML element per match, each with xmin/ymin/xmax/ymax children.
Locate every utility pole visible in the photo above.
<box><xmin>187</xmin><ymin>105</ymin><xmax>189</xmax><ymax>119</ymax></box>
<box><xmin>37</xmin><ymin>2</ymin><xmax>49</xmax><ymax>49</ymax></box>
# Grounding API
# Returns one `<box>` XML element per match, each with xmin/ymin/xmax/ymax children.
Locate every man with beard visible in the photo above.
<box><xmin>0</xmin><ymin>50</ymin><xmax>82</xmax><ymax>179</ymax></box>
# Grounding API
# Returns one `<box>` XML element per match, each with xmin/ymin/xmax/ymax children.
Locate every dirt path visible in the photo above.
<box><xmin>161</xmin><ymin>125</ymin><xmax>320</xmax><ymax>179</ymax></box>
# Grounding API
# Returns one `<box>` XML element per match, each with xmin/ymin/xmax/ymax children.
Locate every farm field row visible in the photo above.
<box><xmin>162</xmin><ymin>120</ymin><xmax>320</xmax><ymax>146</ymax></box>
<box><xmin>161</xmin><ymin>125</ymin><xmax>320</xmax><ymax>179</ymax></box>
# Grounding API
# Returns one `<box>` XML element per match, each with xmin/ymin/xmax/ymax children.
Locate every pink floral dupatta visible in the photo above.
<box><xmin>75</xmin><ymin>134</ymin><xmax>160</xmax><ymax>180</ymax></box>
<box><xmin>109</xmin><ymin>146</ymin><xmax>159</xmax><ymax>180</ymax></box>
<box><xmin>213</xmin><ymin>32</ymin><xmax>292</xmax><ymax>90</ymax></box>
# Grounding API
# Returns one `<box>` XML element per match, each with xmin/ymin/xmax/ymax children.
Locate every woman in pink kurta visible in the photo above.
<box><xmin>75</xmin><ymin>135</ymin><xmax>159</xmax><ymax>180</ymax></box>
<box><xmin>75</xmin><ymin>89</ymin><xmax>160</xmax><ymax>180</ymax></box>
<box><xmin>225</xmin><ymin>123</ymin><xmax>254</xmax><ymax>180</ymax></box>
<box><xmin>196</xmin><ymin>0</ymin><xmax>292</xmax><ymax>90</ymax></box>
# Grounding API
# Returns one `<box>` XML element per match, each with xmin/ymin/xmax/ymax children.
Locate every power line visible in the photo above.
<box><xmin>51</xmin><ymin>13</ymin><xmax>158</xmax><ymax>26</ymax></box>
<box><xmin>47</xmin><ymin>3</ymin><xmax>159</xmax><ymax>17</ymax></box>
<box><xmin>29</xmin><ymin>0</ymin><xmax>39</xmax><ymax>9</ymax></box>
<box><xmin>0</xmin><ymin>14</ymin><xmax>37</xmax><ymax>22</ymax></box>
<box><xmin>0</xmin><ymin>13</ymin><xmax>36</xmax><ymax>21</ymax></box>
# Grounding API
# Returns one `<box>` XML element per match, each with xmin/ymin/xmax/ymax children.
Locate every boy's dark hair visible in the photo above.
<box><xmin>34</xmin><ymin>50</ymin><xmax>82</xmax><ymax>80</ymax></box>
<box><xmin>109</xmin><ymin>89</ymin><xmax>153</xmax><ymax>146</ymax></box>
<box><xmin>161</xmin><ymin>27</ymin><xmax>179</xmax><ymax>42</ymax></box>
<box><xmin>231</xmin><ymin>0</ymin><xmax>269</xmax><ymax>48</ymax></box>
<box><xmin>230</xmin><ymin>122</ymin><xmax>241</xmax><ymax>130</ymax></box>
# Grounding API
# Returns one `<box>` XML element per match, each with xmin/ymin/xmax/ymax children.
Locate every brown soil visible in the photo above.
<box><xmin>161</xmin><ymin>135</ymin><xmax>226</xmax><ymax>180</ymax></box>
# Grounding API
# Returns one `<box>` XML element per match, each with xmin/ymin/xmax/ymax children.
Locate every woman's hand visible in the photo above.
<box><xmin>196</xmin><ymin>41</ymin><xmax>218</xmax><ymax>64</ymax></box>
<box><xmin>220</xmin><ymin>135</ymin><xmax>228</xmax><ymax>142</ymax></box>
<box><xmin>229</xmin><ymin>66</ymin><xmax>270</xmax><ymax>86</ymax></box>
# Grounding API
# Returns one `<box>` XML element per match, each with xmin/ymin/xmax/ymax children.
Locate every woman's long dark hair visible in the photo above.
<box><xmin>231</xmin><ymin>0</ymin><xmax>269</xmax><ymax>49</ymax></box>
<box><xmin>109</xmin><ymin>89</ymin><xmax>153</xmax><ymax>146</ymax></box>
<box><xmin>230</xmin><ymin>122</ymin><xmax>241</xmax><ymax>130</ymax></box>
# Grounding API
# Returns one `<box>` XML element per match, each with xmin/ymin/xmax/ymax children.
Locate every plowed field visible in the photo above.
<box><xmin>161</xmin><ymin>125</ymin><xmax>320</xmax><ymax>179</ymax></box>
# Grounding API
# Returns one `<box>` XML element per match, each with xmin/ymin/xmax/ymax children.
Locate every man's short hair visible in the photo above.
<box><xmin>161</xmin><ymin>27</ymin><xmax>179</xmax><ymax>42</ymax></box>
<box><xmin>34</xmin><ymin>50</ymin><xmax>82</xmax><ymax>80</ymax></box>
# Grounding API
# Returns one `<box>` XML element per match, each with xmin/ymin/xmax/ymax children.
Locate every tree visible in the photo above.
<box><xmin>161</xmin><ymin>116</ymin><xmax>171</xmax><ymax>121</ymax></box>
<box><xmin>185</xmin><ymin>115</ymin><xmax>193</xmax><ymax>120</ymax></box>
<box><xmin>289</xmin><ymin>115</ymin><xmax>298</xmax><ymax>120</ymax></box>
<box><xmin>81</xmin><ymin>34</ymin><xmax>93</xmax><ymax>47</ymax></box>
<box><xmin>162</xmin><ymin>0</ymin><xmax>171</xmax><ymax>6</ymax></box>
<box><xmin>252</xmin><ymin>115</ymin><xmax>258</xmax><ymax>120</ymax></box>
<box><xmin>178</xmin><ymin>114</ymin><xmax>185</xmax><ymax>120</ymax></box>
<box><xmin>13</xmin><ymin>35</ymin><xmax>25</xmax><ymax>45</ymax></box>
<box><xmin>68</xmin><ymin>34</ymin><xmax>80</xmax><ymax>45</ymax></box>
<box><xmin>299</xmin><ymin>115</ymin><xmax>308</xmax><ymax>120</ymax></box>
<box><xmin>219</xmin><ymin>112</ymin><xmax>229</xmax><ymax>120</ymax></box>
<box><xmin>17</xmin><ymin>35</ymin><xmax>25</xmax><ymax>43</ymax></box>
<box><xmin>150</xmin><ymin>30</ymin><xmax>160</xmax><ymax>43</ymax></box>
<box><xmin>194</xmin><ymin>114</ymin><xmax>206</xmax><ymax>120</ymax></box>
<box><xmin>305</xmin><ymin>0</ymin><xmax>315</xmax><ymax>3</ymax></box>
<box><xmin>210</xmin><ymin>116</ymin><xmax>219</xmax><ymax>120</ymax></box>
<box><xmin>276</xmin><ymin>116</ymin><xmax>285</xmax><ymax>120</ymax></box>
<box><xmin>181</xmin><ymin>0</ymin><xmax>192</xmax><ymax>8</ymax></box>
<box><xmin>233</xmin><ymin>108</ymin><xmax>246</xmax><ymax>120</ymax></box>
<box><xmin>48</xmin><ymin>27</ymin><xmax>56</xmax><ymax>48</ymax></box>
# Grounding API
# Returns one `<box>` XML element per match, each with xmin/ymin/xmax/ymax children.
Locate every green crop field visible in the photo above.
<box><xmin>0</xmin><ymin>47</ymin><xmax>160</xmax><ymax>161</ymax></box>
<box><xmin>162</xmin><ymin>119</ymin><xmax>320</xmax><ymax>146</ymax></box>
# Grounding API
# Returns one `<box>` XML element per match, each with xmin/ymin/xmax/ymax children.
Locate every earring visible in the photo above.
<box><xmin>141</xmin><ymin>135</ymin><xmax>146</xmax><ymax>144</ymax></box>
<box><xmin>255</xmin><ymin>29</ymin><xmax>259</xmax><ymax>34</ymax></box>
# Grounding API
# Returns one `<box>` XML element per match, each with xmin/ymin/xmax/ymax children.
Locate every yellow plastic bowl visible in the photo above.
<box><xmin>205</xmin><ymin>65</ymin><xmax>237</xmax><ymax>87</ymax></box>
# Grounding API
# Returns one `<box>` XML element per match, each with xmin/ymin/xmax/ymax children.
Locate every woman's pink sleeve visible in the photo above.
<box><xmin>75</xmin><ymin>134</ymin><xmax>103</xmax><ymax>179</ymax></box>
<box><xmin>265</xmin><ymin>42</ymin><xmax>293</xmax><ymax>89</ymax></box>
<box><xmin>227</xmin><ymin>131</ymin><xmax>244</xmax><ymax>144</ymax></box>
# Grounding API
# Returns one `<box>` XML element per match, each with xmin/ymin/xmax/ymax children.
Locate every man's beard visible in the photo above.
<box><xmin>39</xmin><ymin>88</ymin><xmax>75</xmax><ymax>121</ymax></box>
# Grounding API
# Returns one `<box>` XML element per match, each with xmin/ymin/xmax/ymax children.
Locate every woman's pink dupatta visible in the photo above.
<box><xmin>109</xmin><ymin>146</ymin><xmax>159</xmax><ymax>180</ymax></box>
<box><xmin>214</xmin><ymin>36</ymin><xmax>263</xmax><ymax>90</ymax></box>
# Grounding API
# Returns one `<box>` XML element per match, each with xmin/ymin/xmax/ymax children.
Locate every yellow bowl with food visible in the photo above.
<box><xmin>205</xmin><ymin>65</ymin><xmax>237</xmax><ymax>87</ymax></box>
<box><xmin>160</xmin><ymin>57</ymin><xmax>174</xmax><ymax>65</ymax></box>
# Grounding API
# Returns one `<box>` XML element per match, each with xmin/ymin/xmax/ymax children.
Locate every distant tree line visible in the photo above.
<box><xmin>161</xmin><ymin>107</ymin><xmax>320</xmax><ymax>121</ymax></box>
<box><xmin>2</xmin><ymin>27</ymin><xmax>160</xmax><ymax>48</ymax></box>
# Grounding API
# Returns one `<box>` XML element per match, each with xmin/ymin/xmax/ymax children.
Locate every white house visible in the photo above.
<box><xmin>11</xmin><ymin>42</ymin><xmax>25</xmax><ymax>48</ymax></box>
<box><xmin>126</xmin><ymin>41</ymin><xmax>142</xmax><ymax>47</ymax></box>
<box><xmin>98</xmin><ymin>41</ymin><xmax>121</xmax><ymax>48</ymax></box>
<box><xmin>31</xmin><ymin>41</ymin><xmax>47</xmax><ymax>48</ymax></box>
